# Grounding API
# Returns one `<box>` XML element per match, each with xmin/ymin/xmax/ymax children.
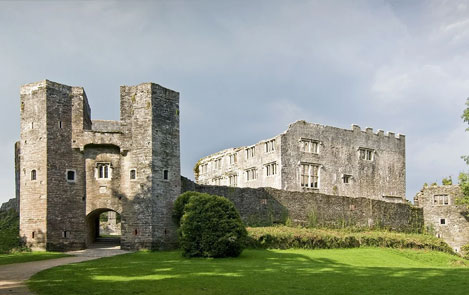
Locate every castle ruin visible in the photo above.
<box><xmin>414</xmin><ymin>185</ymin><xmax>469</xmax><ymax>253</ymax></box>
<box><xmin>196</xmin><ymin>120</ymin><xmax>406</xmax><ymax>203</ymax></box>
<box><xmin>16</xmin><ymin>80</ymin><xmax>180</xmax><ymax>251</ymax></box>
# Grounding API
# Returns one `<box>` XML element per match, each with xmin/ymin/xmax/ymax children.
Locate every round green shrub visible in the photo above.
<box><xmin>173</xmin><ymin>191</ymin><xmax>205</xmax><ymax>226</ymax></box>
<box><xmin>179</xmin><ymin>194</ymin><xmax>247</xmax><ymax>258</ymax></box>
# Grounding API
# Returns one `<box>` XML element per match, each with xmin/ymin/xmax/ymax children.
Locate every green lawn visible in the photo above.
<box><xmin>0</xmin><ymin>252</ymin><xmax>70</xmax><ymax>265</ymax></box>
<box><xmin>29</xmin><ymin>248</ymin><xmax>469</xmax><ymax>295</ymax></box>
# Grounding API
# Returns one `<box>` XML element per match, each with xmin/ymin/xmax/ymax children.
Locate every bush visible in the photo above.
<box><xmin>462</xmin><ymin>244</ymin><xmax>469</xmax><ymax>260</ymax></box>
<box><xmin>178</xmin><ymin>194</ymin><xmax>247</xmax><ymax>258</ymax></box>
<box><xmin>0</xmin><ymin>209</ymin><xmax>21</xmax><ymax>253</ymax></box>
<box><xmin>173</xmin><ymin>191</ymin><xmax>206</xmax><ymax>226</ymax></box>
<box><xmin>246</xmin><ymin>226</ymin><xmax>454</xmax><ymax>253</ymax></box>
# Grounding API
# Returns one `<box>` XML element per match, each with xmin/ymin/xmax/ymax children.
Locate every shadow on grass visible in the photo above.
<box><xmin>28</xmin><ymin>249</ymin><xmax>469</xmax><ymax>295</ymax></box>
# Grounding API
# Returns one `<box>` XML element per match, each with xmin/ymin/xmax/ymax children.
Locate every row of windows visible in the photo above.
<box><xmin>208</xmin><ymin>165</ymin><xmax>354</xmax><ymax>188</ymax></box>
<box><xmin>199</xmin><ymin>144</ymin><xmax>375</xmax><ymax>176</ymax></box>
<box><xmin>28</xmin><ymin>167</ymin><xmax>169</xmax><ymax>182</ymax></box>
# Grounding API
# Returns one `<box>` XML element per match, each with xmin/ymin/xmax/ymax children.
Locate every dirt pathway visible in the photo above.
<box><xmin>0</xmin><ymin>245</ymin><xmax>131</xmax><ymax>295</ymax></box>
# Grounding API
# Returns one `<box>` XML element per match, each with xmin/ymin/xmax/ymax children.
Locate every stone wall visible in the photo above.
<box><xmin>182</xmin><ymin>177</ymin><xmax>422</xmax><ymax>232</ymax></box>
<box><xmin>414</xmin><ymin>185</ymin><xmax>468</xmax><ymax>253</ymax></box>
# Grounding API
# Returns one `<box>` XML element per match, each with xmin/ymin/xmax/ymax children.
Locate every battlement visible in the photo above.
<box><xmin>351</xmin><ymin>124</ymin><xmax>405</xmax><ymax>140</ymax></box>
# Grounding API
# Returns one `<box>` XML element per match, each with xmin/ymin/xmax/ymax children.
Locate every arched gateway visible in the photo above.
<box><xmin>86</xmin><ymin>208</ymin><xmax>122</xmax><ymax>246</ymax></box>
<box><xmin>17</xmin><ymin>80</ymin><xmax>181</xmax><ymax>251</ymax></box>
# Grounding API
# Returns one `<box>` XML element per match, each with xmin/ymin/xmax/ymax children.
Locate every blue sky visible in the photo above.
<box><xmin>0</xmin><ymin>0</ymin><xmax>468</xmax><ymax>204</ymax></box>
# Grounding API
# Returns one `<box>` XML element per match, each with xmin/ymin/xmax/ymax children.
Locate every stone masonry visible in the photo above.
<box><xmin>414</xmin><ymin>185</ymin><xmax>469</xmax><ymax>253</ymax></box>
<box><xmin>182</xmin><ymin>177</ymin><xmax>423</xmax><ymax>232</ymax></box>
<box><xmin>196</xmin><ymin>120</ymin><xmax>406</xmax><ymax>203</ymax></box>
<box><xmin>17</xmin><ymin>80</ymin><xmax>180</xmax><ymax>251</ymax></box>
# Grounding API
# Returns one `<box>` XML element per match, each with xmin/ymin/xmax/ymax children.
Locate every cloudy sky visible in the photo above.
<box><xmin>0</xmin><ymin>0</ymin><xmax>468</xmax><ymax>204</ymax></box>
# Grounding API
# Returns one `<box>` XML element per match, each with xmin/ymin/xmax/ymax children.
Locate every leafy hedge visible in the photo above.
<box><xmin>0</xmin><ymin>209</ymin><xmax>21</xmax><ymax>253</ymax></box>
<box><xmin>178</xmin><ymin>193</ymin><xmax>247</xmax><ymax>258</ymax></box>
<box><xmin>246</xmin><ymin>226</ymin><xmax>453</xmax><ymax>253</ymax></box>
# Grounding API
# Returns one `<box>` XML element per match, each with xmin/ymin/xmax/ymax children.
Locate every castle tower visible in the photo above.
<box><xmin>119</xmin><ymin>83</ymin><xmax>181</xmax><ymax>250</ymax></box>
<box><xmin>19</xmin><ymin>80</ymin><xmax>88</xmax><ymax>250</ymax></box>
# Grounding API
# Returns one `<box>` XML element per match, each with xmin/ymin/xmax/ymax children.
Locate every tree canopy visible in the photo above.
<box><xmin>458</xmin><ymin>98</ymin><xmax>469</xmax><ymax>205</ymax></box>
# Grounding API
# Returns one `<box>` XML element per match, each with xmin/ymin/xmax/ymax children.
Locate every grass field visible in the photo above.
<box><xmin>0</xmin><ymin>252</ymin><xmax>70</xmax><ymax>265</ymax></box>
<box><xmin>29</xmin><ymin>248</ymin><xmax>469</xmax><ymax>295</ymax></box>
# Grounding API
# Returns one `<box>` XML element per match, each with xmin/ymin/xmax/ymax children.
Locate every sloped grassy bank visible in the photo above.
<box><xmin>246</xmin><ymin>226</ymin><xmax>453</xmax><ymax>253</ymax></box>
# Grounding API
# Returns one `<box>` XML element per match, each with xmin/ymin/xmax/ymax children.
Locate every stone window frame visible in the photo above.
<box><xmin>433</xmin><ymin>194</ymin><xmax>450</xmax><ymax>206</ymax></box>
<box><xmin>342</xmin><ymin>174</ymin><xmax>352</xmax><ymax>184</ymax></box>
<box><xmin>163</xmin><ymin>169</ymin><xmax>169</xmax><ymax>181</ymax></box>
<box><xmin>246</xmin><ymin>146</ymin><xmax>256</xmax><ymax>160</ymax></box>
<box><xmin>66</xmin><ymin>169</ymin><xmax>76</xmax><ymax>183</ymax></box>
<box><xmin>62</xmin><ymin>230</ymin><xmax>70</xmax><ymax>238</ymax></box>
<box><xmin>130</xmin><ymin>168</ymin><xmax>137</xmax><ymax>181</ymax></box>
<box><xmin>439</xmin><ymin>218</ymin><xmax>447</xmax><ymax>225</ymax></box>
<box><xmin>229</xmin><ymin>153</ymin><xmax>238</xmax><ymax>165</ymax></box>
<box><xmin>200</xmin><ymin>163</ymin><xmax>208</xmax><ymax>174</ymax></box>
<box><xmin>300</xmin><ymin>162</ymin><xmax>321</xmax><ymax>189</ymax></box>
<box><xmin>264</xmin><ymin>139</ymin><xmax>276</xmax><ymax>153</ymax></box>
<box><xmin>228</xmin><ymin>174</ymin><xmax>238</xmax><ymax>187</ymax></box>
<box><xmin>265</xmin><ymin>162</ymin><xmax>278</xmax><ymax>177</ymax></box>
<box><xmin>358</xmin><ymin>147</ymin><xmax>374</xmax><ymax>161</ymax></box>
<box><xmin>245</xmin><ymin>167</ymin><xmax>258</xmax><ymax>181</ymax></box>
<box><xmin>95</xmin><ymin>162</ymin><xmax>112</xmax><ymax>180</ymax></box>
<box><xmin>212</xmin><ymin>177</ymin><xmax>223</xmax><ymax>185</ymax></box>
<box><xmin>30</xmin><ymin>169</ymin><xmax>37</xmax><ymax>181</ymax></box>
<box><xmin>299</xmin><ymin>138</ymin><xmax>320</xmax><ymax>154</ymax></box>
<box><xmin>214</xmin><ymin>158</ymin><xmax>222</xmax><ymax>170</ymax></box>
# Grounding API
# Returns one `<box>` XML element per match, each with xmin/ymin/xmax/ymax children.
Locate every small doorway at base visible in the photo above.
<box><xmin>86</xmin><ymin>209</ymin><xmax>121</xmax><ymax>247</ymax></box>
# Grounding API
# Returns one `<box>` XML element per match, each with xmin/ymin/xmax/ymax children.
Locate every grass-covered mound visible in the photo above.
<box><xmin>28</xmin><ymin>248</ymin><xmax>469</xmax><ymax>295</ymax></box>
<box><xmin>0</xmin><ymin>209</ymin><xmax>21</xmax><ymax>253</ymax></box>
<box><xmin>247</xmin><ymin>226</ymin><xmax>453</xmax><ymax>253</ymax></box>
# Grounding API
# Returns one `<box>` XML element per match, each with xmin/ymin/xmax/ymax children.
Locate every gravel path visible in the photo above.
<box><xmin>0</xmin><ymin>245</ymin><xmax>131</xmax><ymax>295</ymax></box>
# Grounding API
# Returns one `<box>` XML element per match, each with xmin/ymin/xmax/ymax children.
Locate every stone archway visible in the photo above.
<box><xmin>86</xmin><ymin>208</ymin><xmax>122</xmax><ymax>247</ymax></box>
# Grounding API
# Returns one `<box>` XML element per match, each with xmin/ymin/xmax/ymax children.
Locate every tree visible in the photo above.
<box><xmin>458</xmin><ymin>98</ymin><xmax>469</xmax><ymax>205</ymax></box>
<box><xmin>442</xmin><ymin>176</ymin><xmax>452</xmax><ymax>185</ymax></box>
<box><xmin>178</xmin><ymin>193</ymin><xmax>247</xmax><ymax>258</ymax></box>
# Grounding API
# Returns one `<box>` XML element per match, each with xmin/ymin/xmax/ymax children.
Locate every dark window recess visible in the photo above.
<box><xmin>62</xmin><ymin>231</ymin><xmax>70</xmax><ymax>238</ymax></box>
<box><xmin>130</xmin><ymin>169</ymin><xmax>136</xmax><ymax>180</ymax></box>
<box><xmin>163</xmin><ymin>170</ymin><xmax>169</xmax><ymax>180</ymax></box>
<box><xmin>440</xmin><ymin>218</ymin><xmax>446</xmax><ymax>225</ymax></box>
<box><xmin>31</xmin><ymin>170</ymin><xmax>37</xmax><ymax>181</ymax></box>
<box><xmin>343</xmin><ymin>175</ymin><xmax>351</xmax><ymax>184</ymax></box>
<box><xmin>67</xmin><ymin>170</ymin><xmax>75</xmax><ymax>181</ymax></box>
<box><xmin>59</xmin><ymin>121</ymin><xmax>63</xmax><ymax>128</ymax></box>
<box><xmin>134</xmin><ymin>229</ymin><xmax>138</xmax><ymax>236</ymax></box>
<box><xmin>32</xmin><ymin>231</ymin><xmax>35</xmax><ymax>239</ymax></box>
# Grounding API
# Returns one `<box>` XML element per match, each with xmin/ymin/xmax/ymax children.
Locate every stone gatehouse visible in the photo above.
<box><xmin>16</xmin><ymin>80</ymin><xmax>180</xmax><ymax>251</ymax></box>
<box><xmin>195</xmin><ymin>120</ymin><xmax>406</xmax><ymax>203</ymax></box>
